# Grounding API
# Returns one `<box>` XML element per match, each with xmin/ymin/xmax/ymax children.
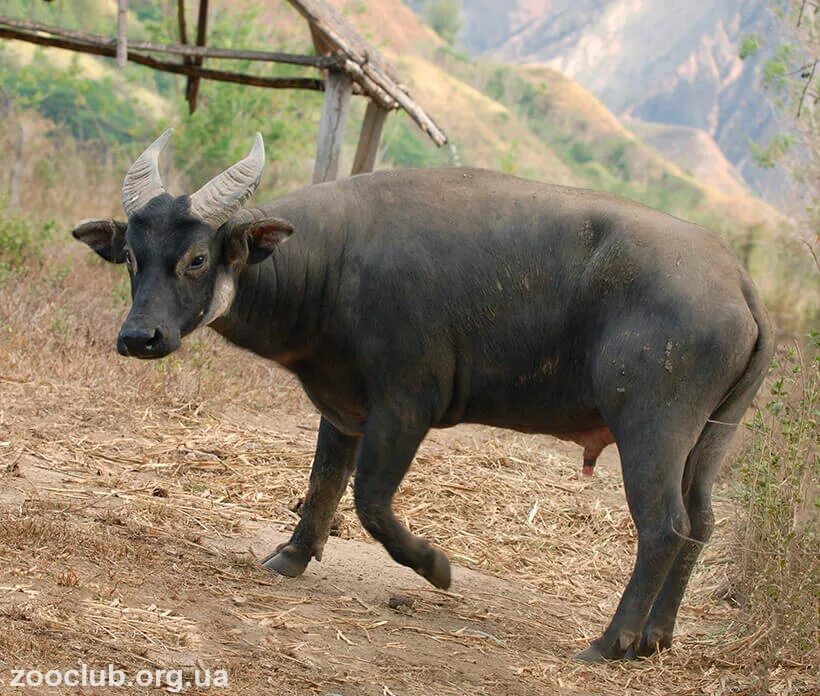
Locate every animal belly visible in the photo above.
<box><xmin>457</xmin><ymin>357</ymin><xmax>602</xmax><ymax>434</ymax></box>
<box><xmin>299</xmin><ymin>379</ymin><xmax>367</xmax><ymax>436</ymax></box>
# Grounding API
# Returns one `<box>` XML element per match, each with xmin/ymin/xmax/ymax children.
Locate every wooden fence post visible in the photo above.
<box><xmin>313</xmin><ymin>69</ymin><xmax>352</xmax><ymax>184</ymax></box>
<box><xmin>351</xmin><ymin>101</ymin><xmax>389</xmax><ymax>175</ymax></box>
<box><xmin>9</xmin><ymin>123</ymin><xmax>25</xmax><ymax>208</ymax></box>
<box><xmin>116</xmin><ymin>0</ymin><xmax>128</xmax><ymax>67</ymax></box>
<box><xmin>185</xmin><ymin>0</ymin><xmax>209</xmax><ymax>113</ymax></box>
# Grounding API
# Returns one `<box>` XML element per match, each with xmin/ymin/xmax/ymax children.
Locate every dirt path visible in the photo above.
<box><xmin>0</xmin><ymin>306</ymin><xmax>813</xmax><ymax>694</ymax></box>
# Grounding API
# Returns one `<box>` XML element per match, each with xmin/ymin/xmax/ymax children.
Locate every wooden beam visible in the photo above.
<box><xmin>362</xmin><ymin>68</ymin><xmax>447</xmax><ymax>147</ymax></box>
<box><xmin>177</xmin><ymin>0</ymin><xmax>188</xmax><ymax>49</ymax></box>
<box><xmin>116</xmin><ymin>0</ymin><xmax>128</xmax><ymax>67</ymax></box>
<box><xmin>0</xmin><ymin>26</ymin><xmax>325</xmax><ymax>90</ymax></box>
<box><xmin>9</xmin><ymin>123</ymin><xmax>25</xmax><ymax>208</ymax></box>
<box><xmin>313</xmin><ymin>69</ymin><xmax>352</xmax><ymax>184</ymax></box>
<box><xmin>290</xmin><ymin>4</ymin><xmax>447</xmax><ymax>146</ymax></box>
<box><xmin>343</xmin><ymin>59</ymin><xmax>396</xmax><ymax>109</ymax></box>
<box><xmin>309</xmin><ymin>23</ymin><xmax>334</xmax><ymax>57</ymax></box>
<box><xmin>0</xmin><ymin>17</ymin><xmax>343</xmax><ymax>68</ymax></box>
<box><xmin>186</xmin><ymin>0</ymin><xmax>209</xmax><ymax>113</ymax></box>
<box><xmin>177</xmin><ymin>0</ymin><xmax>190</xmax><ymax>79</ymax></box>
<box><xmin>351</xmin><ymin>101</ymin><xmax>388</xmax><ymax>175</ymax></box>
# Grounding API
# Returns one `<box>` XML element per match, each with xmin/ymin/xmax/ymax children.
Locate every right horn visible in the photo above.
<box><xmin>121</xmin><ymin>129</ymin><xmax>173</xmax><ymax>217</ymax></box>
<box><xmin>188</xmin><ymin>133</ymin><xmax>266</xmax><ymax>230</ymax></box>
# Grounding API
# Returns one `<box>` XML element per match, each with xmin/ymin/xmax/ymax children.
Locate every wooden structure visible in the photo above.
<box><xmin>0</xmin><ymin>0</ymin><xmax>447</xmax><ymax>184</ymax></box>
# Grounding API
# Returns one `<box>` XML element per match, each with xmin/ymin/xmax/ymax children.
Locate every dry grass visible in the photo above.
<box><xmin>0</xmin><ymin>119</ymin><xmax>816</xmax><ymax>694</ymax></box>
<box><xmin>0</xmin><ymin>223</ymin><xmax>816</xmax><ymax>695</ymax></box>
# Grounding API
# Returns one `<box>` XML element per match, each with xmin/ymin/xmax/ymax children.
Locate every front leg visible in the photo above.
<box><xmin>263</xmin><ymin>417</ymin><xmax>359</xmax><ymax>577</ymax></box>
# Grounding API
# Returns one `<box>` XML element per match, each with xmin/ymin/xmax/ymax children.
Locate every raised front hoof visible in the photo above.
<box><xmin>262</xmin><ymin>543</ymin><xmax>311</xmax><ymax>578</ymax></box>
<box><xmin>419</xmin><ymin>546</ymin><xmax>451</xmax><ymax>590</ymax></box>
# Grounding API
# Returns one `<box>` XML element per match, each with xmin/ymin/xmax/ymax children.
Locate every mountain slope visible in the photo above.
<box><xmin>626</xmin><ymin>119</ymin><xmax>751</xmax><ymax>199</ymax></box>
<box><xmin>453</xmin><ymin>0</ymin><xmax>790</xmax><ymax>207</ymax></box>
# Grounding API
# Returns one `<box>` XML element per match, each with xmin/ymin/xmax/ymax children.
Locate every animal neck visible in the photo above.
<box><xmin>209</xmin><ymin>240</ymin><xmax>322</xmax><ymax>365</ymax></box>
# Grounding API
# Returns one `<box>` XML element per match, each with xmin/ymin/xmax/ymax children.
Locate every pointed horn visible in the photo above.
<box><xmin>189</xmin><ymin>133</ymin><xmax>265</xmax><ymax>230</ymax></box>
<box><xmin>121</xmin><ymin>129</ymin><xmax>173</xmax><ymax>217</ymax></box>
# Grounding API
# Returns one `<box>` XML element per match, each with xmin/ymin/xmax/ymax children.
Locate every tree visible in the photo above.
<box><xmin>424</xmin><ymin>0</ymin><xmax>462</xmax><ymax>46</ymax></box>
<box><xmin>742</xmin><ymin>1</ymin><xmax>818</xmax><ymax>254</ymax></box>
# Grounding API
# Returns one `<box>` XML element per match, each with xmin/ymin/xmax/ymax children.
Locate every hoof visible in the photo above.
<box><xmin>574</xmin><ymin>632</ymin><xmax>638</xmax><ymax>662</ymax></box>
<box><xmin>636</xmin><ymin>626</ymin><xmax>672</xmax><ymax>657</ymax></box>
<box><xmin>574</xmin><ymin>643</ymin><xmax>609</xmax><ymax>663</ymax></box>
<box><xmin>420</xmin><ymin>547</ymin><xmax>451</xmax><ymax>590</ymax></box>
<box><xmin>262</xmin><ymin>543</ymin><xmax>310</xmax><ymax>578</ymax></box>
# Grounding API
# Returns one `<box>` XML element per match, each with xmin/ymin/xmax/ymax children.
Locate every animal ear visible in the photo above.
<box><xmin>226</xmin><ymin>217</ymin><xmax>293</xmax><ymax>266</ymax></box>
<box><xmin>72</xmin><ymin>219</ymin><xmax>128</xmax><ymax>264</ymax></box>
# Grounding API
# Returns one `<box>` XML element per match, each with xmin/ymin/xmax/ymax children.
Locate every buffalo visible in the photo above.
<box><xmin>74</xmin><ymin>131</ymin><xmax>773</xmax><ymax>661</ymax></box>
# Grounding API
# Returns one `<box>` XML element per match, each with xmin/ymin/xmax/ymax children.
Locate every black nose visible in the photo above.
<box><xmin>118</xmin><ymin>326</ymin><xmax>163</xmax><ymax>357</ymax></box>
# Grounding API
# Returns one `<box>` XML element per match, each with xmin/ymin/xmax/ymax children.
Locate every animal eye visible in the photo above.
<box><xmin>187</xmin><ymin>254</ymin><xmax>207</xmax><ymax>272</ymax></box>
<box><xmin>124</xmin><ymin>249</ymin><xmax>133</xmax><ymax>267</ymax></box>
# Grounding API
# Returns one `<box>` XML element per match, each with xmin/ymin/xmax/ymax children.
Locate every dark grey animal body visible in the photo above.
<box><xmin>74</xmin><ymin>135</ymin><xmax>773</xmax><ymax>662</ymax></box>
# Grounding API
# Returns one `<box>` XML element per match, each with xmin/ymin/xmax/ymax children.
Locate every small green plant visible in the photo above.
<box><xmin>751</xmin><ymin>133</ymin><xmax>797</xmax><ymax>168</ymax></box>
<box><xmin>732</xmin><ymin>333</ymin><xmax>819</xmax><ymax>663</ymax></box>
<box><xmin>499</xmin><ymin>140</ymin><xmax>520</xmax><ymax>174</ymax></box>
<box><xmin>381</xmin><ymin>119</ymin><xmax>451</xmax><ymax>168</ymax></box>
<box><xmin>0</xmin><ymin>203</ymin><xmax>54</xmax><ymax>280</ymax></box>
<box><xmin>739</xmin><ymin>34</ymin><xmax>762</xmax><ymax>60</ymax></box>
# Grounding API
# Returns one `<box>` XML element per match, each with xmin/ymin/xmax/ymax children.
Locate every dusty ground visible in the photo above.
<box><xmin>0</xmin><ymin>250</ymin><xmax>816</xmax><ymax>695</ymax></box>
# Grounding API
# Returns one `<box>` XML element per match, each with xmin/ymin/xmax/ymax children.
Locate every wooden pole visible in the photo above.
<box><xmin>351</xmin><ymin>101</ymin><xmax>388</xmax><ymax>175</ymax></box>
<box><xmin>293</xmin><ymin>5</ymin><xmax>447</xmax><ymax>146</ymax></box>
<box><xmin>9</xmin><ymin>123</ymin><xmax>25</xmax><ymax>208</ymax></box>
<box><xmin>313</xmin><ymin>69</ymin><xmax>352</xmax><ymax>184</ymax></box>
<box><xmin>176</xmin><ymin>0</ymin><xmax>188</xmax><ymax>46</ymax></box>
<box><xmin>176</xmin><ymin>0</ymin><xmax>188</xmax><ymax>60</ymax></box>
<box><xmin>116</xmin><ymin>0</ymin><xmax>127</xmax><ymax>67</ymax></box>
<box><xmin>186</xmin><ymin>0</ymin><xmax>208</xmax><ymax>113</ymax></box>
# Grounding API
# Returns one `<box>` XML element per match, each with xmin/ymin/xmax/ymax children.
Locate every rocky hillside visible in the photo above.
<box><xmin>452</xmin><ymin>0</ymin><xmax>791</xmax><ymax>208</ymax></box>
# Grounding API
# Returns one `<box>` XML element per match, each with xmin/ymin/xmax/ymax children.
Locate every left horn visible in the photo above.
<box><xmin>188</xmin><ymin>133</ymin><xmax>265</xmax><ymax>229</ymax></box>
<box><xmin>121</xmin><ymin>129</ymin><xmax>173</xmax><ymax>217</ymax></box>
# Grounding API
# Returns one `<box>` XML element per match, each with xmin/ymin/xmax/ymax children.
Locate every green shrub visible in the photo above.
<box><xmin>606</xmin><ymin>139</ymin><xmax>633</xmax><ymax>180</ymax></box>
<box><xmin>423</xmin><ymin>0</ymin><xmax>462</xmax><ymax>45</ymax></box>
<box><xmin>382</xmin><ymin>119</ymin><xmax>451</xmax><ymax>168</ymax></box>
<box><xmin>567</xmin><ymin>140</ymin><xmax>594</xmax><ymax>165</ymax></box>
<box><xmin>0</xmin><ymin>202</ymin><xmax>55</xmax><ymax>280</ymax></box>
<box><xmin>0</xmin><ymin>50</ymin><xmax>152</xmax><ymax>144</ymax></box>
<box><xmin>732</xmin><ymin>334</ymin><xmax>819</xmax><ymax>661</ymax></box>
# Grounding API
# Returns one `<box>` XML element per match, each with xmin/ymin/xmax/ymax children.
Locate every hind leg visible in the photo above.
<box><xmin>576</xmin><ymin>431</ymin><xmax>695</xmax><ymax>661</ymax></box>
<box><xmin>353</xmin><ymin>402</ymin><xmax>451</xmax><ymax>589</ymax></box>
<box><xmin>636</xmin><ymin>424</ymin><xmax>738</xmax><ymax>656</ymax></box>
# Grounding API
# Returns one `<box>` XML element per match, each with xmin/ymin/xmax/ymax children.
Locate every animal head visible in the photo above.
<box><xmin>73</xmin><ymin>130</ymin><xmax>292</xmax><ymax>359</ymax></box>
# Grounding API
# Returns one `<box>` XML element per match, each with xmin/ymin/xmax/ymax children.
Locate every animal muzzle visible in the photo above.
<box><xmin>117</xmin><ymin>320</ymin><xmax>180</xmax><ymax>359</ymax></box>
